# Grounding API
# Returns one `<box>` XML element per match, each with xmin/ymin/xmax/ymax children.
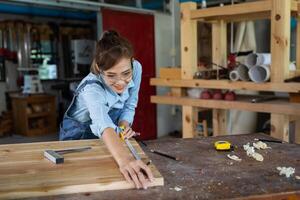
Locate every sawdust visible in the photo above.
<box><xmin>243</xmin><ymin>143</ymin><xmax>264</xmax><ymax>162</ymax></box>
<box><xmin>277</xmin><ymin>167</ymin><xmax>295</xmax><ymax>178</ymax></box>
<box><xmin>170</xmin><ymin>186</ymin><xmax>182</xmax><ymax>191</ymax></box>
<box><xmin>253</xmin><ymin>141</ymin><xmax>270</xmax><ymax>150</ymax></box>
<box><xmin>227</xmin><ymin>154</ymin><xmax>242</xmax><ymax>162</ymax></box>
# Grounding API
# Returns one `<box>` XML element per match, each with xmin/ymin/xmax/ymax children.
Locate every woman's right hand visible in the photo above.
<box><xmin>119</xmin><ymin>159</ymin><xmax>154</xmax><ymax>189</ymax></box>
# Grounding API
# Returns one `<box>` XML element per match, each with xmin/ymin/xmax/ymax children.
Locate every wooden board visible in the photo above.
<box><xmin>151</xmin><ymin>95</ymin><xmax>300</xmax><ymax>116</ymax></box>
<box><xmin>189</xmin><ymin>0</ymin><xmax>298</xmax><ymax>22</ymax></box>
<box><xmin>150</xmin><ymin>78</ymin><xmax>300</xmax><ymax>93</ymax></box>
<box><xmin>181</xmin><ymin>2</ymin><xmax>198</xmax><ymax>138</ymax></box>
<box><xmin>0</xmin><ymin>139</ymin><xmax>163</xmax><ymax>199</ymax></box>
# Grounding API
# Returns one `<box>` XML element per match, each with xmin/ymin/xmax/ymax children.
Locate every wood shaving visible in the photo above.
<box><xmin>277</xmin><ymin>167</ymin><xmax>295</xmax><ymax>178</ymax></box>
<box><xmin>243</xmin><ymin>143</ymin><xmax>264</xmax><ymax>162</ymax></box>
<box><xmin>227</xmin><ymin>154</ymin><xmax>242</xmax><ymax>162</ymax></box>
<box><xmin>253</xmin><ymin>141</ymin><xmax>270</xmax><ymax>150</ymax></box>
<box><xmin>169</xmin><ymin>186</ymin><xmax>182</xmax><ymax>191</ymax></box>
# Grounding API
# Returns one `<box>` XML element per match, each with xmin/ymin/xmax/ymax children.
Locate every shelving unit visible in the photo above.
<box><xmin>11</xmin><ymin>94</ymin><xmax>57</xmax><ymax>136</ymax></box>
<box><xmin>150</xmin><ymin>0</ymin><xmax>300</xmax><ymax>142</ymax></box>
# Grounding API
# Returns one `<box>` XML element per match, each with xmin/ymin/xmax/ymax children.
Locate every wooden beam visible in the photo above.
<box><xmin>207</xmin><ymin>11</ymin><xmax>271</xmax><ymax>22</ymax></box>
<box><xmin>295</xmin><ymin>118</ymin><xmax>300</xmax><ymax>144</ymax></box>
<box><xmin>151</xmin><ymin>95</ymin><xmax>300</xmax><ymax>116</ymax></box>
<box><xmin>212</xmin><ymin>21</ymin><xmax>227</xmax><ymax>72</ymax></box>
<box><xmin>271</xmin><ymin>114</ymin><xmax>290</xmax><ymax>142</ymax></box>
<box><xmin>190</xmin><ymin>0</ymin><xmax>272</xmax><ymax>20</ymax></box>
<box><xmin>297</xmin><ymin>14</ymin><xmax>300</xmax><ymax>71</ymax></box>
<box><xmin>181</xmin><ymin>2</ymin><xmax>197</xmax><ymax>79</ymax></box>
<box><xmin>270</xmin><ymin>0</ymin><xmax>291</xmax><ymax>82</ymax></box>
<box><xmin>181</xmin><ymin>2</ymin><xmax>198</xmax><ymax>138</ymax></box>
<box><xmin>212</xmin><ymin>20</ymin><xmax>227</xmax><ymax>136</ymax></box>
<box><xmin>212</xmin><ymin>109</ymin><xmax>227</xmax><ymax>136</ymax></box>
<box><xmin>150</xmin><ymin>78</ymin><xmax>300</xmax><ymax>93</ymax></box>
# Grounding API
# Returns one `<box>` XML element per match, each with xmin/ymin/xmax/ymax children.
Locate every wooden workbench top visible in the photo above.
<box><xmin>0</xmin><ymin>139</ymin><xmax>163</xmax><ymax>199</ymax></box>
<box><xmin>30</xmin><ymin>133</ymin><xmax>300</xmax><ymax>200</ymax></box>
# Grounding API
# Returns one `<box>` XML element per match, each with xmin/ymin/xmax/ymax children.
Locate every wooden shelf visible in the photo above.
<box><xmin>190</xmin><ymin>0</ymin><xmax>299</xmax><ymax>22</ymax></box>
<box><xmin>150</xmin><ymin>78</ymin><xmax>300</xmax><ymax>93</ymax></box>
<box><xmin>151</xmin><ymin>95</ymin><xmax>300</xmax><ymax>116</ymax></box>
<box><xmin>11</xmin><ymin>94</ymin><xmax>57</xmax><ymax>136</ymax></box>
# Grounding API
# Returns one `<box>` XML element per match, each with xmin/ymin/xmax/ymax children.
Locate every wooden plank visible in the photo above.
<box><xmin>212</xmin><ymin>109</ymin><xmax>227</xmax><ymax>136</ymax></box>
<box><xmin>271</xmin><ymin>114</ymin><xmax>290</xmax><ymax>142</ymax></box>
<box><xmin>159</xmin><ymin>67</ymin><xmax>181</xmax><ymax>79</ymax></box>
<box><xmin>182</xmin><ymin>106</ymin><xmax>196</xmax><ymax>138</ymax></box>
<box><xmin>296</xmin><ymin>118</ymin><xmax>300</xmax><ymax>144</ymax></box>
<box><xmin>181</xmin><ymin>2</ymin><xmax>197</xmax><ymax>79</ymax></box>
<box><xmin>212</xmin><ymin>20</ymin><xmax>228</xmax><ymax>136</ymax></box>
<box><xmin>190</xmin><ymin>0</ymin><xmax>298</xmax><ymax>22</ymax></box>
<box><xmin>212</xmin><ymin>21</ymin><xmax>227</xmax><ymax>73</ymax></box>
<box><xmin>297</xmin><ymin>15</ymin><xmax>300</xmax><ymax>72</ymax></box>
<box><xmin>208</xmin><ymin>11</ymin><xmax>271</xmax><ymax>23</ymax></box>
<box><xmin>0</xmin><ymin>140</ymin><xmax>163</xmax><ymax>199</ymax></box>
<box><xmin>181</xmin><ymin>2</ymin><xmax>198</xmax><ymax>138</ymax></box>
<box><xmin>151</xmin><ymin>95</ymin><xmax>300</xmax><ymax>116</ymax></box>
<box><xmin>190</xmin><ymin>0</ymin><xmax>272</xmax><ymax>20</ymax></box>
<box><xmin>270</xmin><ymin>0</ymin><xmax>291</xmax><ymax>82</ymax></box>
<box><xmin>150</xmin><ymin>78</ymin><xmax>300</xmax><ymax>93</ymax></box>
<box><xmin>150</xmin><ymin>78</ymin><xmax>300</xmax><ymax>92</ymax></box>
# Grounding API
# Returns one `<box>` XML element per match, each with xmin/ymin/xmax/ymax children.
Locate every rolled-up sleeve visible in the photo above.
<box><xmin>118</xmin><ymin>60</ymin><xmax>142</xmax><ymax>126</ymax></box>
<box><xmin>81</xmin><ymin>84</ymin><xmax>116</xmax><ymax>137</ymax></box>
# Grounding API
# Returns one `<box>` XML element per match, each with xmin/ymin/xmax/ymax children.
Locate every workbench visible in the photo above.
<box><xmin>26</xmin><ymin>133</ymin><xmax>300</xmax><ymax>200</ymax></box>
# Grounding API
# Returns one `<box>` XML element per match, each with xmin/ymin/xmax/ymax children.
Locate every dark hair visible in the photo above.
<box><xmin>91</xmin><ymin>30</ymin><xmax>133</xmax><ymax>74</ymax></box>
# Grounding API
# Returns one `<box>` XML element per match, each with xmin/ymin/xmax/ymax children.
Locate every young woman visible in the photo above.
<box><xmin>59</xmin><ymin>30</ymin><xmax>154</xmax><ymax>189</ymax></box>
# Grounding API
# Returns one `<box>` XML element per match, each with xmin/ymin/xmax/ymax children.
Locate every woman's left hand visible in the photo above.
<box><xmin>122</xmin><ymin>127</ymin><xmax>140</xmax><ymax>139</ymax></box>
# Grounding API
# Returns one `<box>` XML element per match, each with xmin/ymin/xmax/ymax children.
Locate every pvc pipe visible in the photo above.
<box><xmin>229</xmin><ymin>64</ymin><xmax>249</xmax><ymax>81</ymax></box>
<box><xmin>245</xmin><ymin>53</ymin><xmax>271</xmax><ymax>68</ymax></box>
<box><xmin>236</xmin><ymin>64</ymin><xmax>250</xmax><ymax>81</ymax></box>
<box><xmin>229</xmin><ymin>70</ymin><xmax>239</xmax><ymax>81</ymax></box>
<box><xmin>248</xmin><ymin>64</ymin><xmax>271</xmax><ymax>83</ymax></box>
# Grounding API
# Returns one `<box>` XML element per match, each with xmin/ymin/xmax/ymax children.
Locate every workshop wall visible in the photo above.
<box><xmin>155</xmin><ymin>7</ymin><xmax>182</xmax><ymax>137</ymax></box>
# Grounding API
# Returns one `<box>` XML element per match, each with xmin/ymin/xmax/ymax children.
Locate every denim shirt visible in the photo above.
<box><xmin>67</xmin><ymin>60</ymin><xmax>142</xmax><ymax>138</ymax></box>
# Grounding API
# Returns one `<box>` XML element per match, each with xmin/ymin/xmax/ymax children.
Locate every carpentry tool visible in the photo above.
<box><xmin>119</xmin><ymin>126</ymin><xmax>141</xmax><ymax>160</ymax></box>
<box><xmin>150</xmin><ymin>149</ymin><xmax>179</xmax><ymax>161</ymax></box>
<box><xmin>251</xmin><ymin>96</ymin><xmax>277</xmax><ymax>103</ymax></box>
<box><xmin>44</xmin><ymin>146</ymin><xmax>92</xmax><ymax>164</ymax></box>
<box><xmin>214</xmin><ymin>141</ymin><xmax>232</xmax><ymax>151</ymax></box>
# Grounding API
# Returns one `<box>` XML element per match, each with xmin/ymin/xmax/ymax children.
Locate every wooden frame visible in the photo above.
<box><xmin>151</xmin><ymin>0</ymin><xmax>300</xmax><ymax>142</ymax></box>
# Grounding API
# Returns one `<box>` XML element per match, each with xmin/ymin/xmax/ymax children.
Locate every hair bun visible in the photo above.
<box><xmin>101</xmin><ymin>30</ymin><xmax>119</xmax><ymax>40</ymax></box>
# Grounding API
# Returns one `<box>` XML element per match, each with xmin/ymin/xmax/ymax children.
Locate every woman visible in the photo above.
<box><xmin>59</xmin><ymin>30</ymin><xmax>154</xmax><ymax>189</ymax></box>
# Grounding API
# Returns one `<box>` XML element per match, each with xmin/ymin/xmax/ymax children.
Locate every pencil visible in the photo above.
<box><xmin>150</xmin><ymin>149</ymin><xmax>179</xmax><ymax>161</ymax></box>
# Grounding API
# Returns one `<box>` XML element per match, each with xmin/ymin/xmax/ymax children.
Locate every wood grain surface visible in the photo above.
<box><xmin>0</xmin><ymin>139</ymin><xmax>163</xmax><ymax>199</ymax></box>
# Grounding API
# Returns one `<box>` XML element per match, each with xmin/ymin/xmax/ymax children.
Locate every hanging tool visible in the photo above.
<box><xmin>44</xmin><ymin>146</ymin><xmax>92</xmax><ymax>164</ymax></box>
<box><xmin>119</xmin><ymin>126</ymin><xmax>141</xmax><ymax>161</ymax></box>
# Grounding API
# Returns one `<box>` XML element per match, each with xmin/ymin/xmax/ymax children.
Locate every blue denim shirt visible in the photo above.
<box><xmin>67</xmin><ymin>60</ymin><xmax>142</xmax><ymax>138</ymax></box>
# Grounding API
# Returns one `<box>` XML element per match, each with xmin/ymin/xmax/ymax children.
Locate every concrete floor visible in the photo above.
<box><xmin>0</xmin><ymin>133</ymin><xmax>59</xmax><ymax>145</ymax></box>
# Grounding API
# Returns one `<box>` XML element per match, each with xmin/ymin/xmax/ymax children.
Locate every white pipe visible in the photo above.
<box><xmin>248</xmin><ymin>64</ymin><xmax>271</xmax><ymax>83</ymax></box>
<box><xmin>229</xmin><ymin>70</ymin><xmax>239</xmax><ymax>81</ymax></box>
<box><xmin>236</xmin><ymin>64</ymin><xmax>250</xmax><ymax>81</ymax></box>
<box><xmin>7</xmin><ymin>0</ymin><xmax>156</xmax><ymax>14</ymax></box>
<box><xmin>229</xmin><ymin>64</ymin><xmax>249</xmax><ymax>81</ymax></box>
<box><xmin>245</xmin><ymin>53</ymin><xmax>271</xmax><ymax>68</ymax></box>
